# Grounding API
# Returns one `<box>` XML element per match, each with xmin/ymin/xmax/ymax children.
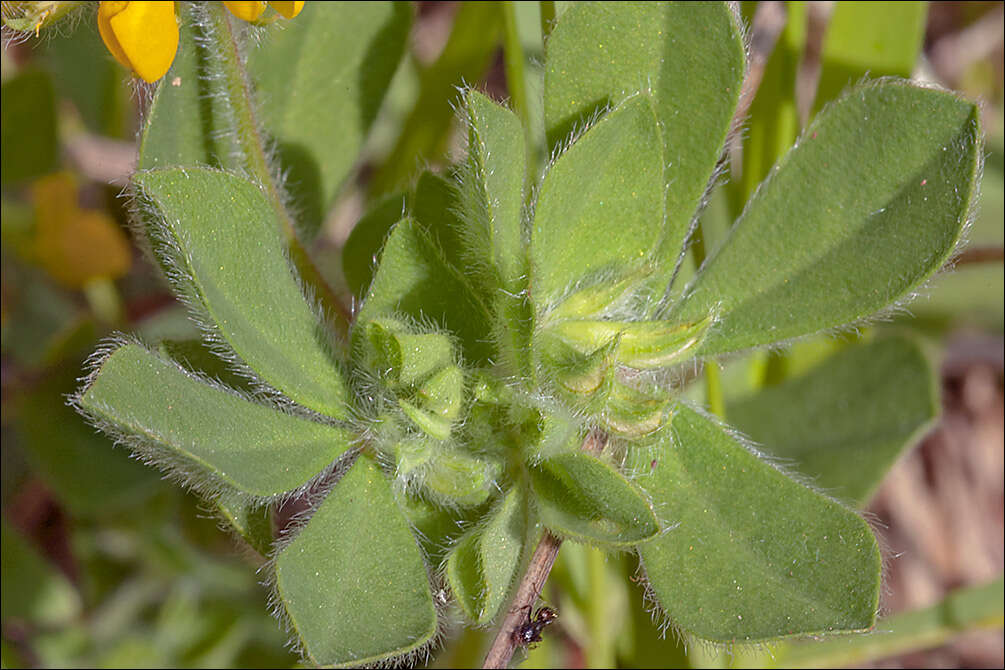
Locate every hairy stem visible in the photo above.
<box><xmin>205</xmin><ymin>3</ymin><xmax>351</xmax><ymax>333</ymax></box>
<box><xmin>688</xmin><ymin>223</ymin><xmax>726</xmax><ymax>417</ymax></box>
<box><xmin>482</xmin><ymin>531</ymin><xmax>562</xmax><ymax>669</ymax></box>
<box><xmin>482</xmin><ymin>430</ymin><xmax>606</xmax><ymax>668</ymax></box>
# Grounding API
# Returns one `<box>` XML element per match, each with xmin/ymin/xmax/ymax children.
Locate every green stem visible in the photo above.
<box><xmin>204</xmin><ymin>3</ymin><xmax>351</xmax><ymax>333</ymax></box>
<box><xmin>501</xmin><ymin>2</ymin><xmax>529</xmax><ymax>131</ymax></box>
<box><xmin>585</xmin><ymin>547</ymin><xmax>615</xmax><ymax>668</ymax></box>
<box><xmin>689</xmin><ymin>223</ymin><xmax>726</xmax><ymax>418</ymax></box>
<box><xmin>540</xmin><ymin>1</ymin><xmax>557</xmax><ymax>41</ymax></box>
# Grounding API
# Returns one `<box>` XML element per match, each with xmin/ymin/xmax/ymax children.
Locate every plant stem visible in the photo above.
<box><xmin>482</xmin><ymin>530</ymin><xmax>562</xmax><ymax>669</ymax></box>
<box><xmin>482</xmin><ymin>430</ymin><xmax>606</xmax><ymax>668</ymax></box>
<box><xmin>205</xmin><ymin>3</ymin><xmax>351</xmax><ymax>334</ymax></box>
<box><xmin>688</xmin><ymin>223</ymin><xmax>726</xmax><ymax>418</ymax></box>
<box><xmin>539</xmin><ymin>1</ymin><xmax>556</xmax><ymax>41</ymax></box>
<box><xmin>501</xmin><ymin>2</ymin><xmax>529</xmax><ymax>133</ymax></box>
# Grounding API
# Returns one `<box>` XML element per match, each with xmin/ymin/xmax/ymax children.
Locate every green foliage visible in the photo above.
<box><xmin>55</xmin><ymin>1</ymin><xmax>988</xmax><ymax>667</ymax></box>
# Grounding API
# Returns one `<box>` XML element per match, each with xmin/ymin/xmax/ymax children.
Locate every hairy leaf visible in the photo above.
<box><xmin>531</xmin><ymin>94</ymin><xmax>664</xmax><ymax>306</ymax></box>
<box><xmin>670</xmin><ymin>81</ymin><xmax>981</xmax><ymax>355</ymax></box>
<box><xmin>545</xmin><ymin>1</ymin><xmax>745</xmax><ymax>285</ymax></box>
<box><xmin>632</xmin><ymin>405</ymin><xmax>881</xmax><ymax>641</ymax></box>
<box><xmin>252</xmin><ymin>1</ymin><xmax>411</xmax><ymax>233</ymax></box>
<box><xmin>76</xmin><ymin>343</ymin><xmax>353</xmax><ymax>498</ymax></box>
<box><xmin>530</xmin><ymin>451</ymin><xmax>660</xmax><ymax>547</ymax></box>
<box><xmin>274</xmin><ymin>456</ymin><xmax>437</xmax><ymax>666</ymax></box>
<box><xmin>134</xmin><ymin>168</ymin><xmax>351</xmax><ymax>419</ymax></box>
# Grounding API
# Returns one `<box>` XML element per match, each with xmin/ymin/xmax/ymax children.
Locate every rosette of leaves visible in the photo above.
<box><xmin>74</xmin><ymin>2</ymin><xmax>982</xmax><ymax>667</ymax></box>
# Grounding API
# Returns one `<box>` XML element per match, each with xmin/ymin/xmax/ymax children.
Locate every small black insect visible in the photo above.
<box><xmin>513</xmin><ymin>606</ymin><xmax>558</xmax><ymax>647</ymax></box>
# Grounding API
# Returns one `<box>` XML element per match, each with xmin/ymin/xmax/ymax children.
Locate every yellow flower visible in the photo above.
<box><xmin>223</xmin><ymin>1</ymin><xmax>304</xmax><ymax>22</ymax></box>
<box><xmin>32</xmin><ymin>173</ymin><xmax>132</xmax><ymax>289</ymax></box>
<box><xmin>97</xmin><ymin>1</ymin><xmax>179</xmax><ymax>83</ymax></box>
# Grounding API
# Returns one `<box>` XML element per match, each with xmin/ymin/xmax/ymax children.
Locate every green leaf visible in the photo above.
<box><xmin>410</xmin><ymin>171</ymin><xmax>467</xmax><ymax>271</ymax></box>
<box><xmin>530</xmin><ymin>452</ymin><xmax>660</xmax><ymax>547</ymax></box>
<box><xmin>726</xmin><ymin>337</ymin><xmax>937</xmax><ymax>506</ymax></box>
<box><xmin>356</xmin><ymin>218</ymin><xmax>494</xmax><ymax>363</ymax></box>
<box><xmin>17</xmin><ymin>362</ymin><xmax>161</xmax><ymax>517</ymax></box>
<box><xmin>216</xmin><ymin>492</ymin><xmax>273</xmax><ymax>556</ymax></box>
<box><xmin>458</xmin><ymin>91</ymin><xmax>532</xmax><ymax>374</ymax></box>
<box><xmin>631</xmin><ymin>404</ymin><xmax>881</xmax><ymax>641</ymax></box>
<box><xmin>669</xmin><ymin>81</ymin><xmax>982</xmax><ymax>355</ymax></box>
<box><xmin>251</xmin><ymin>1</ymin><xmax>411</xmax><ymax>234</ymax></box>
<box><xmin>76</xmin><ymin>342</ymin><xmax>353</xmax><ymax>499</ymax></box>
<box><xmin>1</xmin><ymin>68</ymin><xmax>58</xmax><ymax>184</ymax></box>
<box><xmin>1</xmin><ymin>521</ymin><xmax>81</xmax><ymax>627</ymax></box>
<box><xmin>134</xmin><ymin>167</ymin><xmax>351</xmax><ymax>419</ymax></box>
<box><xmin>138</xmin><ymin>3</ymin><xmax>238</xmax><ymax>170</ymax></box>
<box><xmin>544</xmin><ymin>1</ymin><xmax>745</xmax><ymax>282</ymax></box>
<box><xmin>813</xmin><ymin>2</ymin><xmax>927</xmax><ymax>115</ymax></box>
<box><xmin>274</xmin><ymin>455</ymin><xmax>437</xmax><ymax>666</ymax></box>
<box><xmin>531</xmin><ymin>94</ymin><xmax>665</xmax><ymax>306</ymax></box>
<box><xmin>341</xmin><ymin>192</ymin><xmax>407</xmax><ymax>298</ymax></box>
<box><xmin>458</xmin><ymin>90</ymin><xmax>527</xmax><ymax>292</ymax></box>
<box><xmin>446</xmin><ymin>485</ymin><xmax>529</xmax><ymax>624</ymax></box>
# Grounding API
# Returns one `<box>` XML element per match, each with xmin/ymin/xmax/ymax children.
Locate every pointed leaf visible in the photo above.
<box><xmin>76</xmin><ymin>343</ymin><xmax>353</xmax><ymax>499</ymax></box>
<box><xmin>134</xmin><ymin>167</ymin><xmax>351</xmax><ymax>419</ymax></box>
<box><xmin>459</xmin><ymin>90</ymin><xmax>527</xmax><ymax>292</ymax></box>
<box><xmin>216</xmin><ymin>493</ymin><xmax>273</xmax><ymax>556</ymax></box>
<box><xmin>530</xmin><ymin>452</ymin><xmax>659</xmax><ymax>547</ymax></box>
<box><xmin>274</xmin><ymin>456</ymin><xmax>437</xmax><ymax>666</ymax></box>
<box><xmin>531</xmin><ymin>94</ymin><xmax>665</xmax><ymax>306</ymax></box>
<box><xmin>251</xmin><ymin>1</ymin><xmax>411</xmax><ymax>233</ymax></box>
<box><xmin>727</xmin><ymin>337</ymin><xmax>938</xmax><ymax>507</ymax></box>
<box><xmin>446</xmin><ymin>485</ymin><xmax>529</xmax><ymax>624</ymax></box>
<box><xmin>670</xmin><ymin>81</ymin><xmax>981</xmax><ymax>355</ymax></box>
<box><xmin>631</xmin><ymin>405</ymin><xmax>881</xmax><ymax>641</ymax></box>
<box><xmin>357</xmin><ymin>218</ymin><xmax>494</xmax><ymax>363</ymax></box>
<box><xmin>342</xmin><ymin>192</ymin><xmax>407</xmax><ymax>298</ymax></box>
<box><xmin>544</xmin><ymin>1</ymin><xmax>745</xmax><ymax>280</ymax></box>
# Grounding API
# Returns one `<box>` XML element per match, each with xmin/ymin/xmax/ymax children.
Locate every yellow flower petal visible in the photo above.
<box><xmin>98</xmin><ymin>1</ymin><xmax>179</xmax><ymax>83</ymax></box>
<box><xmin>223</xmin><ymin>1</ymin><xmax>267</xmax><ymax>22</ymax></box>
<box><xmin>269</xmin><ymin>1</ymin><xmax>304</xmax><ymax>19</ymax></box>
<box><xmin>32</xmin><ymin>173</ymin><xmax>132</xmax><ymax>288</ymax></box>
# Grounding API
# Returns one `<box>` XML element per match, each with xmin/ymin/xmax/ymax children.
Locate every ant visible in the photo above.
<box><xmin>512</xmin><ymin>605</ymin><xmax>558</xmax><ymax>647</ymax></box>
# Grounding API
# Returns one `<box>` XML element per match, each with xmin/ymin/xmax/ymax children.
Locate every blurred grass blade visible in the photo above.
<box><xmin>371</xmin><ymin>1</ymin><xmax>503</xmax><ymax>195</ymax></box>
<box><xmin>1</xmin><ymin>521</ymin><xmax>82</xmax><ymax>627</ymax></box>
<box><xmin>763</xmin><ymin>576</ymin><xmax>1005</xmax><ymax>668</ymax></box>
<box><xmin>812</xmin><ymin>2</ymin><xmax>927</xmax><ymax>116</ymax></box>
